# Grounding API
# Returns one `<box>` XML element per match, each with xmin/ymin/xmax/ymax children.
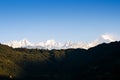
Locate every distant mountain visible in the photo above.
<box><xmin>3</xmin><ymin>39</ymin><xmax>33</xmax><ymax>48</ymax></box>
<box><xmin>3</xmin><ymin>35</ymin><xmax>117</xmax><ymax>49</ymax></box>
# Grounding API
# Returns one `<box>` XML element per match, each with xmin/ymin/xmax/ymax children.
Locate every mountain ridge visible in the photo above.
<box><xmin>3</xmin><ymin>35</ymin><xmax>118</xmax><ymax>49</ymax></box>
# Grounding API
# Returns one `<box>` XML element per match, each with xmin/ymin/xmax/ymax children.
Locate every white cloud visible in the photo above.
<box><xmin>86</xmin><ymin>33</ymin><xmax>120</xmax><ymax>48</ymax></box>
<box><xmin>101</xmin><ymin>33</ymin><xmax>119</xmax><ymax>42</ymax></box>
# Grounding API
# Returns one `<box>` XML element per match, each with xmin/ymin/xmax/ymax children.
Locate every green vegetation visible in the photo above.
<box><xmin>0</xmin><ymin>41</ymin><xmax>120</xmax><ymax>80</ymax></box>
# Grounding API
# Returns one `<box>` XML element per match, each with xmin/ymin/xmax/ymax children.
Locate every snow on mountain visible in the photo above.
<box><xmin>3</xmin><ymin>34</ymin><xmax>119</xmax><ymax>49</ymax></box>
<box><xmin>3</xmin><ymin>39</ymin><xmax>33</xmax><ymax>48</ymax></box>
<box><xmin>36</xmin><ymin>40</ymin><xmax>63</xmax><ymax>49</ymax></box>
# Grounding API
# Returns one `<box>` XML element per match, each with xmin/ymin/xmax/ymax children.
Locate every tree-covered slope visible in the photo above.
<box><xmin>0</xmin><ymin>41</ymin><xmax>120</xmax><ymax>80</ymax></box>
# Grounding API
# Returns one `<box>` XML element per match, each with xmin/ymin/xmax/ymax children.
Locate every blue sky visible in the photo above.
<box><xmin>0</xmin><ymin>0</ymin><xmax>120</xmax><ymax>43</ymax></box>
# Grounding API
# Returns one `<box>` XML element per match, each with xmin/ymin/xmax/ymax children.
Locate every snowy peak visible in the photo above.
<box><xmin>3</xmin><ymin>34</ymin><xmax>120</xmax><ymax>49</ymax></box>
<box><xmin>4</xmin><ymin>39</ymin><xmax>33</xmax><ymax>48</ymax></box>
<box><xmin>36</xmin><ymin>40</ymin><xmax>63</xmax><ymax>49</ymax></box>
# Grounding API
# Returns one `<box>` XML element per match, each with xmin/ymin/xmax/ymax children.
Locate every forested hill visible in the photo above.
<box><xmin>0</xmin><ymin>41</ymin><xmax>120</xmax><ymax>80</ymax></box>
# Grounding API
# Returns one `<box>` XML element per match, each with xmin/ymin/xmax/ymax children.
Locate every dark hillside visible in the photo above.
<box><xmin>0</xmin><ymin>41</ymin><xmax>120</xmax><ymax>80</ymax></box>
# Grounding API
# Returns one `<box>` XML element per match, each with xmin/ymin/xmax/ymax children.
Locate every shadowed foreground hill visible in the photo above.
<box><xmin>0</xmin><ymin>41</ymin><xmax>120</xmax><ymax>80</ymax></box>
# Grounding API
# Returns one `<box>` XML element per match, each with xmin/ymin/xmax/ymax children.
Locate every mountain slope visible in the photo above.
<box><xmin>0</xmin><ymin>41</ymin><xmax>120</xmax><ymax>80</ymax></box>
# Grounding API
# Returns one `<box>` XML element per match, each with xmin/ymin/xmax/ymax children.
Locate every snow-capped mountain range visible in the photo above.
<box><xmin>3</xmin><ymin>34</ymin><xmax>119</xmax><ymax>50</ymax></box>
